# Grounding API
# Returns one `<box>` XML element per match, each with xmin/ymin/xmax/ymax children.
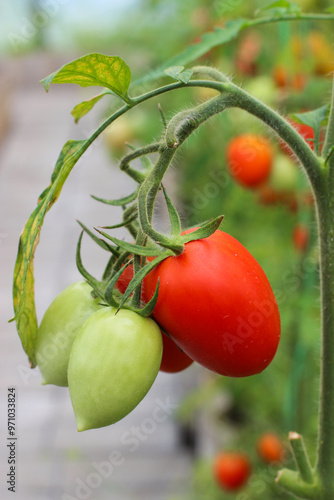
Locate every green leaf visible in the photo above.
<box><xmin>256</xmin><ymin>0</ymin><xmax>300</xmax><ymax>16</ymax></box>
<box><xmin>95</xmin><ymin>229</ymin><xmax>161</xmax><ymax>257</ymax></box>
<box><xmin>162</xmin><ymin>185</ymin><xmax>181</xmax><ymax>236</ymax></box>
<box><xmin>133</xmin><ymin>19</ymin><xmax>247</xmax><ymax>87</ymax></box>
<box><xmin>71</xmin><ymin>90</ymin><xmax>112</xmax><ymax>123</ymax></box>
<box><xmin>41</xmin><ymin>54</ymin><xmax>132</xmax><ymax>103</ymax></box>
<box><xmin>165</xmin><ymin>66</ymin><xmax>193</xmax><ymax>84</ymax></box>
<box><xmin>290</xmin><ymin>105</ymin><xmax>329</xmax><ymax>154</ymax></box>
<box><xmin>12</xmin><ymin>138</ymin><xmax>88</xmax><ymax>366</ymax></box>
<box><xmin>181</xmin><ymin>215</ymin><xmax>224</xmax><ymax>244</ymax></box>
<box><xmin>91</xmin><ymin>188</ymin><xmax>139</xmax><ymax>206</ymax></box>
<box><xmin>326</xmin><ymin>7</ymin><xmax>334</xmax><ymax>13</ymax></box>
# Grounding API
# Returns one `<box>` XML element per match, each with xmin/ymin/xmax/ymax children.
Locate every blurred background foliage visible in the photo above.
<box><xmin>1</xmin><ymin>0</ymin><xmax>333</xmax><ymax>498</ymax></box>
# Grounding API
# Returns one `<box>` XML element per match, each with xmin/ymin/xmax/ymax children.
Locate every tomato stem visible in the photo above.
<box><xmin>288</xmin><ymin>432</ymin><xmax>314</xmax><ymax>484</ymax></box>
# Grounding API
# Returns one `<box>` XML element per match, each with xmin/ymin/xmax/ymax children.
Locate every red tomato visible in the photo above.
<box><xmin>226</xmin><ymin>134</ymin><xmax>273</xmax><ymax>188</ymax></box>
<box><xmin>257</xmin><ymin>432</ymin><xmax>286</xmax><ymax>464</ymax></box>
<box><xmin>213</xmin><ymin>452</ymin><xmax>251</xmax><ymax>491</ymax></box>
<box><xmin>280</xmin><ymin>118</ymin><xmax>315</xmax><ymax>154</ymax></box>
<box><xmin>143</xmin><ymin>229</ymin><xmax>281</xmax><ymax>377</ymax></box>
<box><xmin>292</xmin><ymin>223</ymin><xmax>309</xmax><ymax>253</ymax></box>
<box><xmin>115</xmin><ymin>264</ymin><xmax>194</xmax><ymax>373</ymax></box>
<box><xmin>160</xmin><ymin>332</ymin><xmax>194</xmax><ymax>373</ymax></box>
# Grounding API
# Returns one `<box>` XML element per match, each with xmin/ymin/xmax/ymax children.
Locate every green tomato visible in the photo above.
<box><xmin>269</xmin><ymin>155</ymin><xmax>298</xmax><ymax>192</ymax></box>
<box><xmin>35</xmin><ymin>281</ymin><xmax>103</xmax><ymax>387</ymax></box>
<box><xmin>67</xmin><ymin>307</ymin><xmax>163</xmax><ymax>431</ymax></box>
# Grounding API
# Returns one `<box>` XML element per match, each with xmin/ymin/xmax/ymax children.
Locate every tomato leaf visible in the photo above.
<box><xmin>133</xmin><ymin>19</ymin><xmax>246</xmax><ymax>87</ymax></box>
<box><xmin>161</xmin><ymin>185</ymin><xmax>181</xmax><ymax>236</ymax></box>
<box><xmin>255</xmin><ymin>1</ymin><xmax>301</xmax><ymax>16</ymax></box>
<box><xmin>41</xmin><ymin>54</ymin><xmax>132</xmax><ymax>104</ymax></box>
<box><xmin>71</xmin><ymin>90</ymin><xmax>112</xmax><ymax>123</ymax></box>
<box><xmin>290</xmin><ymin>105</ymin><xmax>329</xmax><ymax>155</ymax></box>
<box><xmin>12</xmin><ymin>139</ymin><xmax>87</xmax><ymax>366</ymax></box>
<box><xmin>181</xmin><ymin>215</ymin><xmax>224</xmax><ymax>244</ymax></box>
<box><xmin>91</xmin><ymin>188</ymin><xmax>139</xmax><ymax>206</ymax></box>
<box><xmin>165</xmin><ymin>66</ymin><xmax>193</xmax><ymax>84</ymax></box>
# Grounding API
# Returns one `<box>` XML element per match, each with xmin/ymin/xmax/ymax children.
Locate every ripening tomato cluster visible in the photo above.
<box><xmin>225</xmin><ymin>117</ymin><xmax>316</xmax><ymax>217</ymax></box>
<box><xmin>213</xmin><ymin>432</ymin><xmax>286</xmax><ymax>492</ymax></box>
<box><xmin>35</xmin><ymin>228</ymin><xmax>281</xmax><ymax>431</ymax></box>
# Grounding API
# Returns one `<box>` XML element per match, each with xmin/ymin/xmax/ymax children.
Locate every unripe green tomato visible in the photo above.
<box><xmin>268</xmin><ymin>155</ymin><xmax>298</xmax><ymax>192</ymax></box>
<box><xmin>68</xmin><ymin>307</ymin><xmax>163</xmax><ymax>431</ymax></box>
<box><xmin>35</xmin><ymin>281</ymin><xmax>103</xmax><ymax>387</ymax></box>
<box><xmin>245</xmin><ymin>76</ymin><xmax>278</xmax><ymax>106</ymax></box>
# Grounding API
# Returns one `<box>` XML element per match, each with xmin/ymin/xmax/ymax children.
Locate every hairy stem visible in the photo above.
<box><xmin>314</xmin><ymin>174</ymin><xmax>334</xmax><ymax>499</ymax></box>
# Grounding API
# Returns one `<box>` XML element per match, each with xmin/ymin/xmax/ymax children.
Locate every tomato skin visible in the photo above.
<box><xmin>257</xmin><ymin>432</ymin><xmax>286</xmax><ymax>464</ymax></box>
<box><xmin>143</xmin><ymin>229</ymin><xmax>281</xmax><ymax>377</ymax></box>
<box><xmin>160</xmin><ymin>332</ymin><xmax>194</xmax><ymax>373</ymax></box>
<box><xmin>68</xmin><ymin>307</ymin><xmax>162</xmax><ymax>431</ymax></box>
<box><xmin>226</xmin><ymin>134</ymin><xmax>273</xmax><ymax>188</ymax></box>
<box><xmin>213</xmin><ymin>452</ymin><xmax>251</xmax><ymax>491</ymax></box>
<box><xmin>115</xmin><ymin>265</ymin><xmax>194</xmax><ymax>373</ymax></box>
<box><xmin>35</xmin><ymin>281</ymin><xmax>103</xmax><ymax>387</ymax></box>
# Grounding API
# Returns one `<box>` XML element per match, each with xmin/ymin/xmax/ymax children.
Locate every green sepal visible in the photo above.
<box><xmin>94</xmin><ymin>229</ymin><xmax>161</xmax><ymax>257</ymax></box>
<box><xmin>119</xmin><ymin>251</ymin><xmax>173</xmax><ymax>308</ymax></box>
<box><xmin>91</xmin><ymin>189</ymin><xmax>138</xmax><ymax>206</ymax></box>
<box><xmin>162</xmin><ymin>185</ymin><xmax>181</xmax><ymax>236</ymax></box>
<box><xmin>102</xmin><ymin>250</ymin><xmax>131</xmax><ymax>283</ymax></box>
<box><xmin>181</xmin><ymin>215</ymin><xmax>224</xmax><ymax>244</ymax></box>
<box><xmin>104</xmin><ymin>261</ymin><xmax>133</xmax><ymax>308</ymax></box>
<box><xmin>76</xmin><ymin>231</ymin><xmax>104</xmax><ymax>298</ymax></box>
<box><xmin>77</xmin><ymin>220</ymin><xmax>120</xmax><ymax>257</ymax></box>
<box><xmin>100</xmin><ymin>213</ymin><xmax>138</xmax><ymax>230</ymax></box>
<box><xmin>136</xmin><ymin>279</ymin><xmax>160</xmax><ymax>317</ymax></box>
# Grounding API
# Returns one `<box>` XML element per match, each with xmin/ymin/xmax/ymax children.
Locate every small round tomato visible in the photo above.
<box><xmin>292</xmin><ymin>223</ymin><xmax>309</xmax><ymax>253</ymax></box>
<box><xmin>257</xmin><ymin>432</ymin><xmax>286</xmax><ymax>464</ymax></box>
<box><xmin>213</xmin><ymin>452</ymin><xmax>251</xmax><ymax>491</ymax></box>
<box><xmin>68</xmin><ymin>307</ymin><xmax>162</xmax><ymax>431</ymax></box>
<box><xmin>226</xmin><ymin>134</ymin><xmax>273</xmax><ymax>188</ymax></box>
<box><xmin>115</xmin><ymin>264</ymin><xmax>194</xmax><ymax>373</ymax></box>
<box><xmin>143</xmin><ymin>229</ymin><xmax>281</xmax><ymax>377</ymax></box>
<box><xmin>35</xmin><ymin>281</ymin><xmax>103</xmax><ymax>387</ymax></box>
<box><xmin>269</xmin><ymin>155</ymin><xmax>298</xmax><ymax>192</ymax></box>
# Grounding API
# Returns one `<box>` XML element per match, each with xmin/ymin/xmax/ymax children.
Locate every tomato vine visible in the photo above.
<box><xmin>10</xmin><ymin>5</ymin><xmax>334</xmax><ymax>500</ymax></box>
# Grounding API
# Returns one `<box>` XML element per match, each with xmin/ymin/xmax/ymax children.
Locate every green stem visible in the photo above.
<box><xmin>323</xmin><ymin>75</ymin><xmax>334</xmax><ymax>163</ymax></box>
<box><xmin>314</xmin><ymin>177</ymin><xmax>334</xmax><ymax>499</ymax></box>
<box><xmin>289</xmin><ymin>432</ymin><xmax>314</xmax><ymax>484</ymax></box>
